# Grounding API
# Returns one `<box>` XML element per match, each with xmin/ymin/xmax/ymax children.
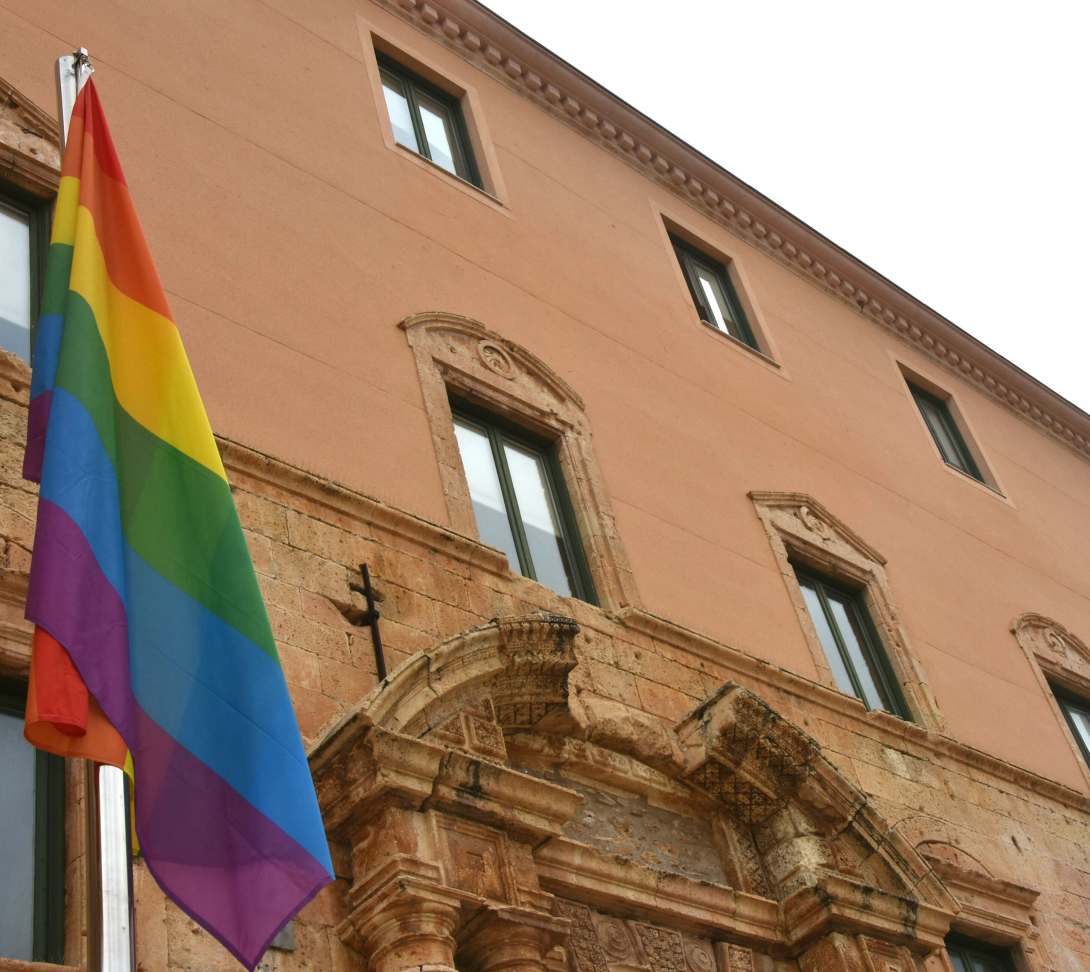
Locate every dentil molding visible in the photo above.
<box><xmin>370</xmin><ymin>0</ymin><xmax>1090</xmax><ymax>464</ymax></box>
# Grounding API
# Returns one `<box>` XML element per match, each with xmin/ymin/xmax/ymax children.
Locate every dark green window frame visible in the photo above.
<box><xmin>909</xmin><ymin>383</ymin><xmax>984</xmax><ymax>482</ymax></box>
<box><xmin>945</xmin><ymin>934</ymin><xmax>1017</xmax><ymax>972</ymax></box>
<box><xmin>792</xmin><ymin>565</ymin><xmax>912</xmax><ymax>720</ymax></box>
<box><xmin>0</xmin><ymin>178</ymin><xmax>52</xmax><ymax>363</ymax></box>
<box><xmin>450</xmin><ymin>396</ymin><xmax>597</xmax><ymax>604</ymax></box>
<box><xmin>376</xmin><ymin>52</ymin><xmax>483</xmax><ymax>189</ymax></box>
<box><xmin>669</xmin><ymin>233</ymin><xmax>758</xmax><ymax>350</ymax></box>
<box><xmin>0</xmin><ymin>676</ymin><xmax>66</xmax><ymax>964</ymax></box>
<box><xmin>1050</xmin><ymin>682</ymin><xmax>1090</xmax><ymax>766</ymax></box>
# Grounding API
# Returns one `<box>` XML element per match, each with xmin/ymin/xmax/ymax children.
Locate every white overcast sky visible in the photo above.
<box><xmin>483</xmin><ymin>0</ymin><xmax>1090</xmax><ymax>412</ymax></box>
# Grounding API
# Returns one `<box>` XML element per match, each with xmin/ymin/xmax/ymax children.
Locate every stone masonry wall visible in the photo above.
<box><xmin>0</xmin><ymin>348</ymin><xmax>1089</xmax><ymax>971</ymax></box>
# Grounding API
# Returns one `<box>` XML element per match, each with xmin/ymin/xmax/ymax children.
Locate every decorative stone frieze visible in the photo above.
<box><xmin>400</xmin><ymin>311</ymin><xmax>639</xmax><ymax>610</ymax></box>
<box><xmin>749</xmin><ymin>491</ymin><xmax>947</xmax><ymax>731</ymax></box>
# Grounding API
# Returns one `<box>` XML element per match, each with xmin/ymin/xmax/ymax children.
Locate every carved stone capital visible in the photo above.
<box><xmin>339</xmin><ymin>874</ymin><xmax>465</xmax><ymax>972</ymax></box>
<box><xmin>457</xmin><ymin>906</ymin><xmax>570</xmax><ymax>972</ymax></box>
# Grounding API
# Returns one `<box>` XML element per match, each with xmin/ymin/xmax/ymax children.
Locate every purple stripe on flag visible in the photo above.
<box><xmin>26</xmin><ymin>496</ymin><xmax>134</xmax><ymax>739</ymax></box>
<box><xmin>23</xmin><ymin>389</ymin><xmax>53</xmax><ymax>484</ymax></box>
<box><xmin>27</xmin><ymin>498</ymin><xmax>331</xmax><ymax>969</ymax></box>
<box><xmin>133</xmin><ymin>702</ymin><xmax>332</xmax><ymax>968</ymax></box>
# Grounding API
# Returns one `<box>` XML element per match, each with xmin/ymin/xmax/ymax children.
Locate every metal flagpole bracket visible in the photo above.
<box><xmin>55</xmin><ymin>46</ymin><xmax>94</xmax><ymax>156</ymax></box>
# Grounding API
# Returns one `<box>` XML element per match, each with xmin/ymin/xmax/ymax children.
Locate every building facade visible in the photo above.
<box><xmin>2</xmin><ymin>2</ymin><xmax>1090</xmax><ymax>971</ymax></box>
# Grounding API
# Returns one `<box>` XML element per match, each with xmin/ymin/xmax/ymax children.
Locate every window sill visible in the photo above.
<box><xmin>699</xmin><ymin>319</ymin><xmax>782</xmax><ymax>369</ymax></box>
<box><xmin>389</xmin><ymin>141</ymin><xmax>510</xmax><ymax>216</ymax></box>
<box><xmin>0</xmin><ymin>959</ymin><xmax>81</xmax><ymax>972</ymax></box>
<box><xmin>940</xmin><ymin>459</ymin><xmax>1012</xmax><ymax>503</ymax></box>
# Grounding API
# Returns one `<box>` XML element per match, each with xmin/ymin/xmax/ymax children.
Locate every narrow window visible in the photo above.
<box><xmin>377</xmin><ymin>53</ymin><xmax>481</xmax><ymax>188</ymax></box>
<box><xmin>450</xmin><ymin>400</ymin><xmax>596</xmax><ymax>603</ymax></box>
<box><xmin>0</xmin><ymin>183</ymin><xmax>49</xmax><ymax>365</ymax></box>
<box><xmin>0</xmin><ymin>678</ymin><xmax>65</xmax><ymax>963</ymax></box>
<box><xmin>909</xmin><ymin>383</ymin><xmax>983</xmax><ymax>481</ymax></box>
<box><xmin>1052</xmin><ymin>684</ymin><xmax>1090</xmax><ymax>765</ymax></box>
<box><xmin>945</xmin><ymin>936</ymin><xmax>1016</xmax><ymax>972</ymax></box>
<box><xmin>793</xmin><ymin>566</ymin><xmax>911</xmax><ymax>719</ymax></box>
<box><xmin>670</xmin><ymin>233</ymin><xmax>758</xmax><ymax>350</ymax></box>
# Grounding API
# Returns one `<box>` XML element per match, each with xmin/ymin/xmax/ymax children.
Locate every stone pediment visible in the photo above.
<box><xmin>310</xmin><ymin>613</ymin><xmax>958</xmax><ymax>968</ymax></box>
<box><xmin>0</xmin><ymin>77</ymin><xmax>61</xmax><ymax>196</ymax></box>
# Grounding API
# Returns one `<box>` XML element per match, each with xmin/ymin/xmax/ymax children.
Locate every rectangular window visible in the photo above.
<box><xmin>0</xmin><ymin>182</ymin><xmax>49</xmax><ymax>365</ymax></box>
<box><xmin>0</xmin><ymin>678</ymin><xmax>65</xmax><ymax>963</ymax></box>
<box><xmin>793</xmin><ymin>566</ymin><xmax>911</xmax><ymax>719</ymax></box>
<box><xmin>945</xmin><ymin>936</ymin><xmax>1016</xmax><ymax>972</ymax></box>
<box><xmin>450</xmin><ymin>399</ymin><xmax>596</xmax><ymax>603</ymax></box>
<box><xmin>670</xmin><ymin>233</ymin><xmax>758</xmax><ymax>350</ymax></box>
<box><xmin>1052</xmin><ymin>684</ymin><xmax>1090</xmax><ymax>765</ymax></box>
<box><xmin>909</xmin><ymin>383</ymin><xmax>983</xmax><ymax>481</ymax></box>
<box><xmin>377</xmin><ymin>53</ymin><xmax>482</xmax><ymax>188</ymax></box>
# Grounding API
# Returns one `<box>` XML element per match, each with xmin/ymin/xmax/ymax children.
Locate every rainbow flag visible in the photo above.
<box><xmin>23</xmin><ymin>79</ymin><xmax>333</xmax><ymax>968</ymax></box>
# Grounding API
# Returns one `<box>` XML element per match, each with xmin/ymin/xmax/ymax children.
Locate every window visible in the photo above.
<box><xmin>909</xmin><ymin>383</ymin><xmax>983</xmax><ymax>481</ymax></box>
<box><xmin>1052</xmin><ymin>684</ymin><xmax>1090</xmax><ymax>765</ymax></box>
<box><xmin>670</xmin><ymin>233</ymin><xmax>757</xmax><ymax>349</ymax></box>
<box><xmin>793</xmin><ymin>565</ymin><xmax>911</xmax><ymax>719</ymax></box>
<box><xmin>945</xmin><ymin>936</ymin><xmax>1016</xmax><ymax>972</ymax></box>
<box><xmin>450</xmin><ymin>399</ymin><xmax>596</xmax><ymax>603</ymax></box>
<box><xmin>0</xmin><ymin>677</ymin><xmax>65</xmax><ymax>963</ymax></box>
<box><xmin>378</xmin><ymin>53</ymin><xmax>481</xmax><ymax>188</ymax></box>
<box><xmin>0</xmin><ymin>182</ymin><xmax>49</xmax><ymax>364</ymax></box>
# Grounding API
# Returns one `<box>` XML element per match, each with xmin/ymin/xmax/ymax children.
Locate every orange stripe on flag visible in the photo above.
<box><xmin>25</xmin><ymin>626</ymin><xmax>128</xmax><ymax>768</ymax></box>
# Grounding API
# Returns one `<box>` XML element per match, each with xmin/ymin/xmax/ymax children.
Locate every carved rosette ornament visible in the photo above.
<box><xmin>477</xmin><ymin>339</ymin><xmax>516</xmax><ymax>379</ymax></box>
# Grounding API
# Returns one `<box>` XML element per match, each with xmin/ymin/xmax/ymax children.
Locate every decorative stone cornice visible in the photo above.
<box><xmin>371</xmin><ymin>0</ymin><xmax>1090</xmax><ymax>464</ymax></box>
<box><xmin>0</xmin><ymin>77</ymin><xmax>60</xmax><ymax>197</ymax></box>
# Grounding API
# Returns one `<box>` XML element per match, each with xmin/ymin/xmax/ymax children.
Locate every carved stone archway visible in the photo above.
<box><xmin>310</xmin><ymin>613</ymin><xmax>958</xmax><ymax>972</ymax></box>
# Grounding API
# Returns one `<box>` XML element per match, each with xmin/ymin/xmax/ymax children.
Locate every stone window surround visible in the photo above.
<box><xmin>749</xmin><ymin>490</ymin><xmax>948</xmax><ymax>733</ymax></box>
<box><xmin>918</xmin><ymin>844</ymin><xmax>1045</xmax><ymax>972</ymax></box>
<box><xmin>892</xmin><ymin>353</ymin><xmax>1010</xmax><ymax>502</ymax></box>
<box><xmin>400</xmin><ymin>310</ymin><xmax>640</xmax><ymax>612</ymax></box>
<box><xmin>357</xmin><ymin>11</ymin><xmax>511</xmax><ymax>214</ymax></box>
<box><xmin>651</xmin><ymin>202</ymin><xmax>786</xmax><ymax>378</ymax></box>
<box><xmin>1010</xmin><ymin>613</ymin><xmax>1090</xmax><ymax>792</ymax></box>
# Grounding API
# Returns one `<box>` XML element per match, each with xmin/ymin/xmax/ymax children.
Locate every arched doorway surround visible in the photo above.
<box><xmin>310</xmin><ymin>613</ymin><xmax>958</xmax><ymax>972</ymax></box>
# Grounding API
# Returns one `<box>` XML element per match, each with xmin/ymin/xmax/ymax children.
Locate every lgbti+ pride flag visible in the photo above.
<box><xmin>22</xmin><ymin>79</ymin><xmax>333</xmax><ymax>968</ymax></box>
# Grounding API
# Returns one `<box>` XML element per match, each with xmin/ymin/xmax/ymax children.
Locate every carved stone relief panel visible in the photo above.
<box><xmin>553</xmin><ymin>900</ymin><xmax>759</xmax><ymax>972</ymax></box>
<box><xmin>435</xmin><ymin>816</ymin><xmax>514</xmax><ymax>903</ymax></box>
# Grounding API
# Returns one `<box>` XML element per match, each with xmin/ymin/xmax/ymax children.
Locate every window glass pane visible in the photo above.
<box><xmin>947</xmin><ymin>952</ymin><xmax>970</xmax><ymax>972</ymax></box>
<box><xmin>0</xmin><ymin>708</ymin><xmax>35</xmax><ymax>960</ymax></box>
<box><xmin>918</xmin><ymin>397</ymin><xmax>970</xmax><ymax>473</ymax></box>
<box><xmin>1064</xmin><ymin>699</ymin><xmax>1090</xmax><ymax>758</ymax></box>
<box><xmin>0</xmin><ymin>202</ymin><xmax>31</xmax><ymax>364</ymax></box>
<box><xmin>380</xmin><ymin>72</ymin><xmax>421</xmax><ymax>154</ymax></box>
<box><xmin>502</xmin><ymin>440</ymin><xmax>575</xmax><ymax>598</ymax></box>
<box><xmin>693</xmin><ymin>265</ymin><xmax>737</xmax><ymax>337</ymax></box>
<box><xmin>826</xmin><ymin>592</ymin><xmax>890</xmax><ymax>712</ymax></box>
<box><xmin>452</xmin><ymin>418</ymin><xmax>521</xmax><ymax>571</ymax></box>
<box><xmin>967</xmin><ymin>955</ymin><xmax>1009</xmax><ymax>972</ymax></box>
<box><xmin>798</xmin><ymin>575</ymin><xmax>857</xmax><ymax>697</ymax></box>
<box><xmin>416</xmin><ymin>94</ymin><xmax>463</xmax><ymax>178</ymax></box>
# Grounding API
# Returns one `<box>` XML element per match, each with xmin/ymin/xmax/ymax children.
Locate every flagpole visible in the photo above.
<box><xmin>54</xmin><ymin>48</ymin><xmax>135</xmax><ymax>972</ymax></box>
